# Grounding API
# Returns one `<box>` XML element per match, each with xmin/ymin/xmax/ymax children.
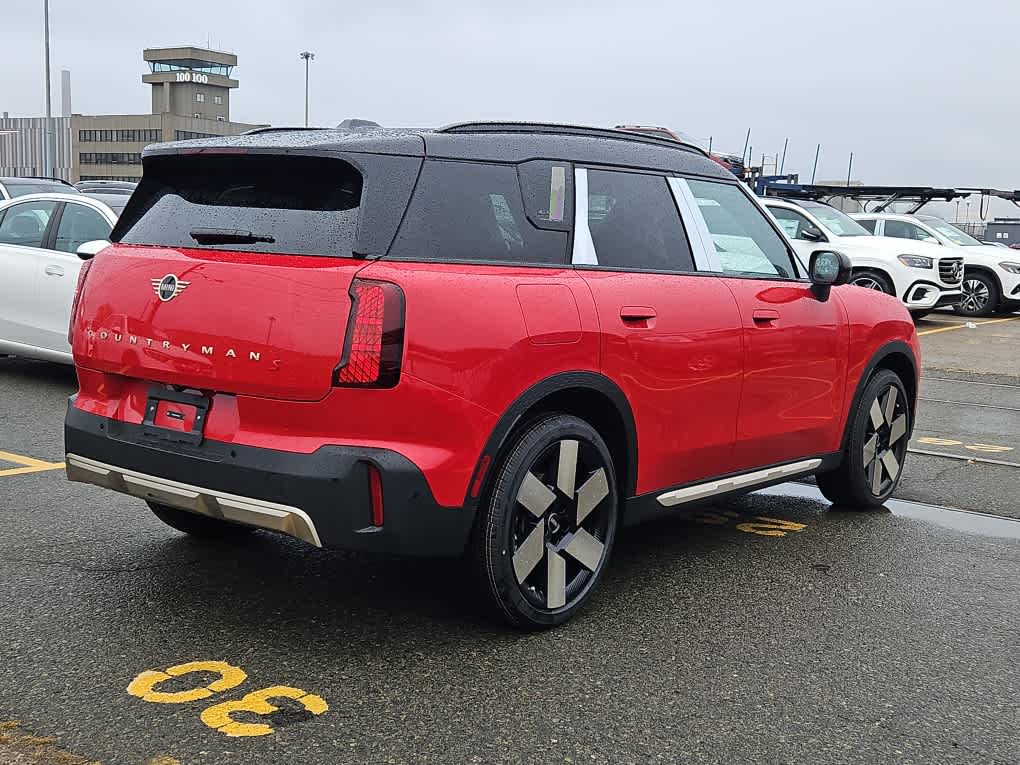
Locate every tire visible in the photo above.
<box><xmin>849</xmin><ymin>269</ymin><xmax>894</xmax><ymax>295</ymax></box>
<box><xmin>954</xmin><ymin>272</ymin><xmax>999</xmax><ymax>317</ymax></box>
<box><xmin>816</xmin><ymin>369</ymin><xmax>910</xmax><ymax>510</ymax></box>
<box><xmin>468</xmin><ymin>414</ymin><xmax>619</xmax><ymax>630</ymax></box>
<box><xmin>148</xmin><ymin>502</ymin><xmax>255</xmax><ymax>540</ymax></box>
<box><xmin>909</xmin><ymin>310</ymin><xmax>931</xmax><ymax>320</ymax></box>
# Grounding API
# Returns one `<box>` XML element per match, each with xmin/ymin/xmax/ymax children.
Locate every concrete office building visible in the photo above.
<box><xmin>0</xmin><ymin>46</ymin><xmax>262</xmax><ymax>183</ymax></box>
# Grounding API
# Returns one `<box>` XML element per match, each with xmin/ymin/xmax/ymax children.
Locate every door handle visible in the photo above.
<box><xmin>752</xmin><ymin>309</ymin><xmax>780</xmax><ymax>325</ymax></box>
<box><xmin>620</xmin><ymin>306</ymin><xmax>657</xmax><ymax>321</ymax></box>
<box><xmin>44</xmin><ymin>265</ymin><xmax>65</xmax><ymax>277</ymax></box>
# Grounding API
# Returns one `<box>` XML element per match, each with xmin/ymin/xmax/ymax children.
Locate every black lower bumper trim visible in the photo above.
<box><xmin>64</xmin><ymin>402</ymin><xmax>475</xmax><ymax>556</ymax></box>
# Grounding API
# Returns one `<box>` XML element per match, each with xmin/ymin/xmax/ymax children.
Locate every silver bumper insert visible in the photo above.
<box><xmin>65</xmin><ymin>453</ymin><xmax>322</xmax><ymax>547</ymax></box>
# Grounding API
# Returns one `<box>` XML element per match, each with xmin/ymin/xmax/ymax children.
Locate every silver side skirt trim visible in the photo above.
<box><xmin>656</xmin><ymin>458</ymin><xmax>823</xmax><ymax>508</ymax></box>
<box><xmin>65</xmin><ymin>453</ymin><xmax>322</xmax><ymax>547</ymax></box>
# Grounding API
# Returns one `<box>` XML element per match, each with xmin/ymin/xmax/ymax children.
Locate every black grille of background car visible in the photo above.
<box><xmin>939</xmin><ymin>257</ymin><xmax>964</xmax><ymax>285</ymax></box>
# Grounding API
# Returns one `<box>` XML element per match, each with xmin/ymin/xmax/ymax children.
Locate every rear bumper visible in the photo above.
<box><xmin>64</xmin><ymin>402</ymin><xmax>476</xmax><ymax>556</ymax></box>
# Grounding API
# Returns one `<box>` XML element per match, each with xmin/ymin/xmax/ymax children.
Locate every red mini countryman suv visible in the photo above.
<box><xmin>65</xmin><ymin>122</ymin><xmax>920</xmax><ymax>628</ymax></box>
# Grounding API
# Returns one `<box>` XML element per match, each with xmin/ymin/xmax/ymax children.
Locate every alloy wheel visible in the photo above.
<box><xmin>863</xmin><ymin>385</ymin><xmax>909</xmax><ymax>496</ymax></box>
<box><xmin>960</xmin><ymin>278</ymin><xmax>991</xmax><ymax>313</ymax></box>
<box><xmin>510</xmin><ymin>438</ymin><xmax>612</xmax><ymax>611</ymax></box>
<box><xmin>851</xmin><ymin>276</ymin><xmax>885</xmax><ymax>292</ymax></box>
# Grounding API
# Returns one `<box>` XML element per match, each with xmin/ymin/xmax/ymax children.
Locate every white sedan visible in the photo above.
<box><xmin>0</xmin><ymin>192</ymin><xmax>117</xmax><ymax>364</ymax></box>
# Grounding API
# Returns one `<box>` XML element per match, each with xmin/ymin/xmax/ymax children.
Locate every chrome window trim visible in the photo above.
<box><xmin>570</xmin><ymin>168</ymin><xmax>599</xmax><ymax>266</ymax></box>
<box><xmin>669</xmin><ymin>177</ymin><xmax>720</xmax><ymax>272</ymax></box>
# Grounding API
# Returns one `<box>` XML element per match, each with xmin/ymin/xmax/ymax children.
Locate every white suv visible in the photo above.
<box><xmin>762</xmin><ymin>198</ymin><xmax>963</xmax><ymax>317</ymax></box>
<box><xmin>852</xmin><ymin>212</ymin><xmax>1020</xmax><ymax>317</ymax></box>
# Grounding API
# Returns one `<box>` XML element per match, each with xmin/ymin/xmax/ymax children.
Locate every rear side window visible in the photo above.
<box><xmin>114</xmin><ymin>154</ymin><xmax>362</xmax><ymax>257</ymax></box>
<box><xmin>388</xmin><ymin>160</ymin><xmax>568</xmax><ymax>265</ymax></box>
<box><xmin>584</xmin><ymin>169</ymin><xmax>694</xmax><ymax>272</ymax></box>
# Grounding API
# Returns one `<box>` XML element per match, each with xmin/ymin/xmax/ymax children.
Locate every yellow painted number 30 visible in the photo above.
<box><xmin>127</xmin><ymin>661</ymin><xmax>328</xmax><ymax>738</ymax></box>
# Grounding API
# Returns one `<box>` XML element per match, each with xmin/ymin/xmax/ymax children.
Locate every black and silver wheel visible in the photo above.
<box><xmin>148</xmin><ymin>502</ymin><xmax>255</xmax><ymax>540</ymax></box>
<box><xmin>954</xmin><ymin>272</ymin><xmax>999</xmax><ymax>317</ymax></box>
<box><xmin>849</xmin><ymin>270</ymin><xmax>893</xmax><ymax>294</ymax></box>
<box><xmin>816</xmin><ymin>369</ymin><xmax>910</xmax><ymax>509</ymax></box>
<box><xmin>469</xmin><ymin>414</ymin><xmax>618</xmax><ymax>629</ymax></box>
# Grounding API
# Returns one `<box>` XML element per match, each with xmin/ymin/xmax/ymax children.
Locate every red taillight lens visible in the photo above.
<box><xmin>333</xmin><ymin>279</ymin><xmax>404</xmax><ymax>388</ymax></box>
<box><xmin>367</xmin><ymin>463</ymin><xmax>384</xmax><ymax>527</ymax></box>
<box><xmin>68</xmin><ymin>260</ymin><xmax>94</xmax><ymax>345</ymax></box>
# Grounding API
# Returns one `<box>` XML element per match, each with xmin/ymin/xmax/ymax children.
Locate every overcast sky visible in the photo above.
<box><xmin>3</xmin><ymin>0</ymin><xmax>1019</xmax><ymax>205</ymax></box>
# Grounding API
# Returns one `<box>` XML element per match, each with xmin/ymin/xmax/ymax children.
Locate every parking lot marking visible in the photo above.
<box><xmin>915</xmin><ymin>436</ymin><xmax>1013</xmax><ymax>453</ymax></box>
<box><xmin>200</xmin><ymin>686</ymin><xmax>329</xmax><ymax>738</ymax></box>
<box><xmin>916</xmin><ymin>314</ymin><xmax>1020</xmax><ymax>336</ymax></box>
<box><xmin>127</xmin><ymin>661</ymin><xmax>247</xmax><ymax>704</ymax></box>
<box><xmin>0</xmin><ymin>450</ymin><xmax>65</xmax><ymax>478</ymax></box>
<box><xmin>689</xmin><ymin>510</ymin><xmax>807</xmax><ymax>537</ymax></box>
<box><xmin>736</xmin><ymin>516</ymin><xmax>808</xmax><ymax>537</ymax></box>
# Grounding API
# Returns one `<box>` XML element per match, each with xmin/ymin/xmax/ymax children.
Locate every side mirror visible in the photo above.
<box><xmin>801</xmin><ymin>226</ymin><xmax>826</xmax><ymax>243</ymax></box>
<box><xmin>809</xmin><ymin>250</ymin><xmax>852</xmax><ymax>301</ymax></box>
<box><xmin>76</xmin><ymin>239</ymin><xmax>110</xmax><ymax>260</ymax></box>
<box><xmin>922</xmin><ymin>236</ymin><xmax>940</xmax><ymax>245</ymax></box>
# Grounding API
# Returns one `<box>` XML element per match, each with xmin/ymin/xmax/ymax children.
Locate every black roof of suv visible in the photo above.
<box><xmin>143</xmin><ymin>122</ymin><xmax>731</xmax><ymax>180</ymax></box>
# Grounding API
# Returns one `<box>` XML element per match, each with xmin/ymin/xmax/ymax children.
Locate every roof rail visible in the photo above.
<box><xmin>240</xmin><ymin>126</ymin><xmax>324</xmax><ymax>135</ymax></box>
<box><xmin>3</xmin><ymin>175</ymin><xmax>75</xmax><ymax>186</ymax></box>
<box><xmin>437</xmin><ymin>121</ymin><xmax>707</xmax><ymax>155</ymax></box>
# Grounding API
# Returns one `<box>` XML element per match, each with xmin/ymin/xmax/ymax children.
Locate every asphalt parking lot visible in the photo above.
<box><xmin>1</xmin><ymin>311</ymin><xmax>1018</xmax><ymax>765</ymax></box>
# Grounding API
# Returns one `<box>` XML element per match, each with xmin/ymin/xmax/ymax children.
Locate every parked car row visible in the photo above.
<box><xmin>761</xmin><ymin>198</ymin><xmax>964</xmax><ymax>318</ymax></box>
<box><xmin>850</xmin><ymin>212</ymin><xmax>1020</xmax><ymax>317</ymax></box>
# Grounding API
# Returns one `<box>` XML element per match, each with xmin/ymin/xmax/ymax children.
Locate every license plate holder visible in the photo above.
<box><xmin>141</xmin><ymin>386</ymin><xmax>210</xmax><ymax>446</ymax></box>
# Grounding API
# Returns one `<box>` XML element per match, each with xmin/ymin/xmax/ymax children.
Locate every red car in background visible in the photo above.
<box><xmin>614</xmin><ymin>124</ymin><xmax>745</xmax><ymax>175</ymax></box>
<box><xmin>65</xmin><ymin>122</ymin><xmax>919</xmax><ymax>629</ymax></box>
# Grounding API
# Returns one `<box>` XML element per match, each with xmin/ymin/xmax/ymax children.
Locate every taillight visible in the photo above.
<box><xmin>333</xmin><ymin>279</ymin><xmax>405</xmax><ymax>388</ymax></box>
<box><xmin>68</xmin><ymin>260</ymin><xmax>94</xmax><ymax>345</ymax></box>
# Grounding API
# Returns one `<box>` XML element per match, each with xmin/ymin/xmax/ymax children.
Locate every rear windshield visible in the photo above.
<box><xmin>113</xmin><ymin>154</ymin><xmax>362</xmax><ymax>257</ymax></box>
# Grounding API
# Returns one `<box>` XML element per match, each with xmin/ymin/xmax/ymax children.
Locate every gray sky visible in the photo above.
<box><xmin>4</xmin><ymin>0</ymin><xmax>1020</xmax><ymax>201</ymax></box>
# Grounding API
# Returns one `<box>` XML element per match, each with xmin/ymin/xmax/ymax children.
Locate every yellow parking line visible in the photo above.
<box><xmin>0</xmin><ymin>463</ymin><xmax>65</xmax><ymax>477</ymax></box>
<box><xmin>917</xmin><ymin>315</ymin><xmax>1020</xmax><ymax>336</ymax></box>
<box><xmin>0</xmin><ymin>450</ymin><xmax>65</xmax><ymax>477</ymax></box>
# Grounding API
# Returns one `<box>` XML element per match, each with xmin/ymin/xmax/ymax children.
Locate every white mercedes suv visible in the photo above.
<box><xmin>762</xmin><ymin>198</ymin><xmax>963</xmax><ymax>317</ymax></box>
<box><xmin>852</xmin><ymin>212</ymin><xmax>1020</xmax><ymax>317</ymax></box>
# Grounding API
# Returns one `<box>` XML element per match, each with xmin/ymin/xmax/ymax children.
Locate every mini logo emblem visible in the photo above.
<box><xmin>151</xmin><ymin>274</ymin><xmax>190</xmax><ymax>302</ymax></box>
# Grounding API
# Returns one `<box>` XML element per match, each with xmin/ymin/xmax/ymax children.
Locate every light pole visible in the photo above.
<box><xmin>299</xmin><ymin>51</ymin><xmax>314</xmax><ymax>127</ymax></box>
<box><xmin>43</xmin><ymin>0</ymin><xmax>53</xmax><ymax>177</ymax></box>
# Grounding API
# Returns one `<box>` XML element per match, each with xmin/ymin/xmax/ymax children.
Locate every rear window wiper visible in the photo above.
<box><xmin>189</xmin><ymin>227</ymin><xmax>276</xmax><ymax>245</ymax></box>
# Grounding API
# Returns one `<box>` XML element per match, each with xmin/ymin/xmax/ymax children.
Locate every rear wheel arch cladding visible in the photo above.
<box><xmin>467</xmin><ymin>373</ymin><xmax>638</xmax><ymax>511</ymax></box>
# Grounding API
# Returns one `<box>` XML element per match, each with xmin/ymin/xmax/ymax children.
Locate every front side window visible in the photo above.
<box><xmin>856</xmin><ymin>218</ymin><xmax>877</xmax><ymax>233</ymax></box>
<box><xmin>0</xmin><ymin>200</ymin><xmax>57</xmax><ymax>248</ymax></box>
<box><xmin>53</xmin><ymin>204</ymin><xmax>112</xmax><ymax>253</ymax></box>
<box><xmin>766</xmin><ymin>205</ymin><xmax>823</xmax><ymax>241</ymax></box>
<box><xmin>582</xmin><ymin>169</ymin><xmax>694</xmax><ymax>272</ymax></box>
<box><xmin>686</xmin><ymin>180</ymin><xmax>796</xmax><ymax>278</ymax></box>
<box><xmin>389</xmin><ymin>160</ymin><xmax>568</xmax><ymax>265</ymax></box>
